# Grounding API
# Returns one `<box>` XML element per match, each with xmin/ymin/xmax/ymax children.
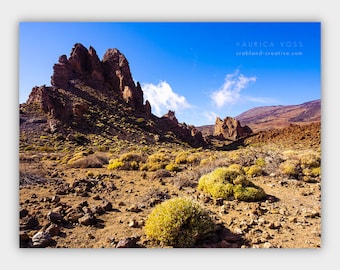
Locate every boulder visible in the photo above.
<box><xmin>214</xmin><ymin>116</ymin><xmax>252</xmax><ymax>140</ymax></box>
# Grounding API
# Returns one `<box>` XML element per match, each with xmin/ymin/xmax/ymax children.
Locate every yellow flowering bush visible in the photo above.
<box><xmin>144</xmin><ymin>197</ymin><xmax>215</xmax><ymax>247</ymax></box>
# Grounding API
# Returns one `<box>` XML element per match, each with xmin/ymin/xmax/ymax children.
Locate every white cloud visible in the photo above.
<box><xmin>210</xmin><ymin>70</ymin><xmax>256</xmax><ymax>108</ymax></box>
<box><xmin>142</xmin><ymin>81</ymin><xmax>191</xmax><ymax>117</ymax></box>
<box><xmin>204</xmin><ymin>111</ymin><xmax>218</xmax><ymax>123</ymax></box>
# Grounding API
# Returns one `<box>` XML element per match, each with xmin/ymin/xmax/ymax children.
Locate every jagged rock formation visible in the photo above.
<box><xmin>20</xmin><ymin>43</ymin><xmax>205</xmax><ymax>148</ymax></box>
<box><xmin>214</xmin><ymin>116</ymin><xmax>253</xmax><ymax>140</ymax></box>
<box><xmin>160</xmin><ymin>111</ymin><xmax>206</xmax><ymax>147</ymax></box>
<box><xmin>40</xmin><ymin>43</ymin><xmax>149</xmax><ymax>115</ymax></box>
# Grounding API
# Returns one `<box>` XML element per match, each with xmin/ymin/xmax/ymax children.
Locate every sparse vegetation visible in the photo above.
<box><xmin>198</xmin><ymin>165</ymin><xmax>267</xmax><ymax>201</ymax></box>
<box><xmin>245</xmin><ymin>165</ymin><xmax>263</xmax><ymax>177</ymax></box>
<box><xmin>165</xmin><ymin>163</ymin><xmax>180</xmax><ymax>172</ymax></box>
<box><xmin>107</xmin><ymin>158</ymin><xmax>124</xmax><ymax>170</ymax></box>
<box><xmin>144</xmin><ymin>197</ymin><xmax>215</xmax><ymax>247</ymax></box>
<box><xmin>279</xmin><ymin>160</ymin><xmax>300</xmax><ymax>178</ymax></box>
<box><xmin>140</xmin><ymin>152</ymin><xmax>170</xmax><ymax>171</ymax></box>
<box><xmin>19</xmin><ymin>42</ymin><xmax>321</xmax><ymax>248</ymax></box>
<box><xmin>107</xmin><ymin>152</ymin><xmax>144</xmax><ymax>170</ymax></box>
<box><xmin>279</xmin><ymin>150</ymin><xmax>321</xmax><ymax>180</ymax></box>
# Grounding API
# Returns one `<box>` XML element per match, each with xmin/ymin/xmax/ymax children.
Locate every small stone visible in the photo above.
<box><xmin>234</xmin><ymin>228</ymin><xmax>243</xmax><ymax>235</ymax></box>
<box><xmin>19</xmin><ymin>208</ymin><xmax>29</xmax><ymax>218</ymax></box>
<box><xmin>102</xmin><ymin>200</ymin><xmax>113</xmax><ymax>211</ymax></box>
<box><xmin>47</xmin><ymin>211</ymin><xmax>64</xmax><ymax>223</ymax></box>
<box><xmin>32</xmin><ymin>231</ymin><xmax>52</xmax><ymax>248</ymax></box>
<box><xmin>51</xmin><ymin>195</ymin><xmax>60</xmax><ymax>203</ymax></box>
<box><xmin>214</xmin><ymin>198</ymin><xmax>224</xmax><ymax>206</ymax></box>
<box><xmin>116</xmin><ymin>237</ymin><xmax>140</xmax><ymax>248</ymax></box>
<box><xmin>88</xmin><ymin>233</ymin><xmax>95</xmax><ymax>239</ymax></box>
<box><xmin>118</xmin><ymin>201</ymin><xmax>126</xmax><ymax>206</ymax></box>
<box><xmin>93</xmin><ymin>194</ymin><xmax>101</xmax><ymax>200</ymax></box>
<box><xmin>46</xmin><ymin>224</ymin><xmax>60</xmax><ymax>237</ymax></box>
<box><xmin>263</xmin><ymin>242</ymin><xmax>273</xmax><ymax>248</ymax></box>
<box><xmin>219</xmin><ymin>205</ymin><xmax>228</xmax><ymax>214</ymax></box>
<box><xmin>20</xmin><ymin>215</ymin><xmax>39</xmax><ymax>230</ymax></box>
<box><xmin>91</xmin><ymin>205</ymin><xmax>105</xmax><ymax>215</ymax></box>
<box><xmin>258</xmin><ymin>218</ymin><xmax>266</xmax><ymax>225</ymax></box>
<box><xmin>79</xmin><ymin>213</ymin><xmax>96</xmax><ymax>226</ymax></box>
<box><xmin>128</xmin><ymin>220</ymin><xmax>138</xmax><ymax>228</ymax></box>
<box><xmin>127</xmin><ymin>204</ymin><xmax>141</xmax><ymax>213</ymax></box>
<box><xmin>268</xmin><ymin>221</ymin><xmax>281</xmax><ymax>230</ymax></box>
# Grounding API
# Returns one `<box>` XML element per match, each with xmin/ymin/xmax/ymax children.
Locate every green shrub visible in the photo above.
<box><xmin>232</xmin><ymin>175</ymin><xmax>251</xmax><ymax>186</ymax></box>
<box><xmin>136</xmin><ymin>117</ymin><xmax>145</xmax><ymax>124</ymax></box>
<box><xmin>198</xmin><ymin>166</ymin><xmax>239</xmax><ymax>192</ymax></box>
<box><xmin>227</xmin><ymin>164</ymin><xmax>243</xmax><ymax>174</ymax></box>
<box><xmin>311</xmin><ymin>167</ymin><xmax>321</xmax><ymax>177</ymax></box>
<box><xmin>165</xmin><ymin>163</ymin><xmax>180</xmax><ymax>172</ymax></box>
<box><xmin>303</xmin><ymin>167</ymin><xmax>321</xmax><ymax>177</ymax></box>
<box><xmin>119</xmin><ymin>152</ymin><xmax>143</xmax><ymax>163</ymax></box>
<box><xmin>148</xmin><ymin>153</ymin><xmax>168</xmax><ymax>163</ymax></box>
<box><xmin>198</xmin><ymin>165</ymin><xmax>267</xmax><ymax>201</ymax></box>
<box><xmin>279</xmin><ymin>160</ymin><xmax>299</xmax><ymax>177</ymax></box>
<box><xmin>299</xmin><ymin>153</ymin><xmax>320</xmax><ymax>169</ymax></box>
<box><xmin>175</xmin><ymin>151</ymin><xmax>190</xmax><ymax>164</ymax></box>
<box><xmin>140</xmin><ymin>152</ymin><xmax>170</xmax><ymax>171</ymax></box>
<box><xmin>245</xmin><ymin>165</ymin><xmax>263</xmax><ymax>177</ymax></box>
<box><xmin>107</xmin><ymin>152</ymin><xmax>143</xmax><ymax>170</ymax></box>
<box><xmin>233</xmin><ymin>185</ymin><xmax>266</xmax><ymax>202</ymax></box>
<box><xmin>186</xmin><ymin>154</ymin><xmax>200</xmax><ymax>164</ymax></box>
<box><xmin>255</xmin><ymin>158</ymin><xmax>266</xmax><ymax>167</ymax></box>
<box><xmin>107</xmin><ymin>159</ymin><xmax>124</xmax><ymax>170</ymax></box>
<box><xmin>129</xmin><ymin>160</ymin><xmax>139</xmax><ymax>170</ymax></box>
<box><xmin>207</xmin><ymin>181</ymin><xmax>234</xmax><ymax>199</ymax></box>
<box><xmin>144</xmin><ymin>198</ymin><xmax>215</xmax><ymax>247</ymax></box>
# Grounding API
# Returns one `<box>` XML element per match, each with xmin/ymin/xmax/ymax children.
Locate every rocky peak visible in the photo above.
<box><xmin>158</xmin><ymin>111</ymin><xmax>206</xmax><ymax>147</ymax></box>
<box><xmin>214</xmin><ymin>116</ymin><xmax>252</xmax><ymax>140</ymax></box>
<box><xmin>50</xmin><ymin>43</ymin><xmax>145</xmax><ymax>112</ymax></box>
<box><xmin>161</xmin><ymin>110</ymin><xmax>179</xmax><ymax>127</ymax></box>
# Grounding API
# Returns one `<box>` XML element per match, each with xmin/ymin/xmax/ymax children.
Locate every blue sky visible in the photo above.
<box><xmin>19</xmin><ymin>22</ymin><xmax>321</xmax><ymax>126</ymax></box>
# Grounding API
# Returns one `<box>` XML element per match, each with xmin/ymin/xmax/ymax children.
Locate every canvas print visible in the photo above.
<box><xmin>19</xmin><ymin>22</ymin><xmax>321</xmax><ymax>248</ymax></box>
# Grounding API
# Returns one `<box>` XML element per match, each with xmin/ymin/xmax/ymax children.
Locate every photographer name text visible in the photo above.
<box><xmin>235</xmin><ymin>41</ymin><xmax>303</xmax><ymax>48</ymax></box>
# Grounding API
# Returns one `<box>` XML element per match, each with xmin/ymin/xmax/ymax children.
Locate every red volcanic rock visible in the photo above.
<box><xmin>21</xmin><ymin>43</ymin><xmax>208</xmax><ymax>148</ymax></box>
<box><xmin>161</xmin><ymin>110</ymin><xmax>179</xmax><ymax>128</ymax></box>
<box><xmin>144</xmin><ymin>100</ymin><xmax>152</xmax><ymax>118</ymax></box>
<box><xmin>26</xmin><ymin>85</ymin><xmax>72</xmax><ymax>122</ymax></box>
<box><xmin>214</xmin><ymin>116</ymin><xmax>252</xmax><ymax>140</ymax></box>
<box><xmin>50</xmin><ymin>43</ymin><xmax>146</xmax><ymax>113</ymax></box>
<box><xmin>51</xmin><ymin>44</ymin><xmax>105</xmax><ymax>90</ymax></box>
<box><xmin>102</xmin><ymin>48</ymin><xmax>144</xmax><ymax>110</ymax></box>
<box><xmin>159</xmin><ymin>111</ymin><xmax>206</xmax><ymax>147</ymax></box>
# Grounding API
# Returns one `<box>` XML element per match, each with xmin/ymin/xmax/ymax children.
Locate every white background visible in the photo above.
<box><xmin>2</xmin><ymin>1</ymin><xmax>338</xmax><ymax>269</ymax></box>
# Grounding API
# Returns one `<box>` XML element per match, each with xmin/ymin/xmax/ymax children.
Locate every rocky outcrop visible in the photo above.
<box><xmin>214</xmin><ymin>116</ymin><xmax>252</xmax><ymax>140</ymax></box>
<box><xmin>24</xmin><ymin>43</ymin><xmax>152</xmax><ymax>134</ymax></box>
<box><xmin>21</xmin><ymin>43</ymin><xmax>207</xmax><ymax>148</ymax></box>
<box><xmin>159</xmin><ymin>111</ymin><xmax>206</xmax><ymax>147</ymax></box>
<box><xmin>50</xmin><ymin>43</ymin><xmax>146</xmax><ymax>113</ymax></box>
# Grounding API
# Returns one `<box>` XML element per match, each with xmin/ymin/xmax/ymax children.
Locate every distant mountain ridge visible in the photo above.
<box><xmin>235</xmin><ymin>99</ymin><xmax>321</xmax><ymax>132</ymax></box>
<box><xmin>197</xmin><ymin>99</ymin><xmax>321</xmax><ymax>135</ymax></box>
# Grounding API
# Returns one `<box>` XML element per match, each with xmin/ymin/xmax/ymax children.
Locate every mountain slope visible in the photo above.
<box><xmin>197</xmin><ymin>100</ymin><xmax>320</xmax><ymax>135</ymax></box>
<box><xmin>19</xmin><ymin>43</ymin><xmax>206</xmax><ymax>149</ymax></box>
<box><xmin>235</xmin><ymin>99</ymin><xmax>321</xmax><ymax>132</ymax></box>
